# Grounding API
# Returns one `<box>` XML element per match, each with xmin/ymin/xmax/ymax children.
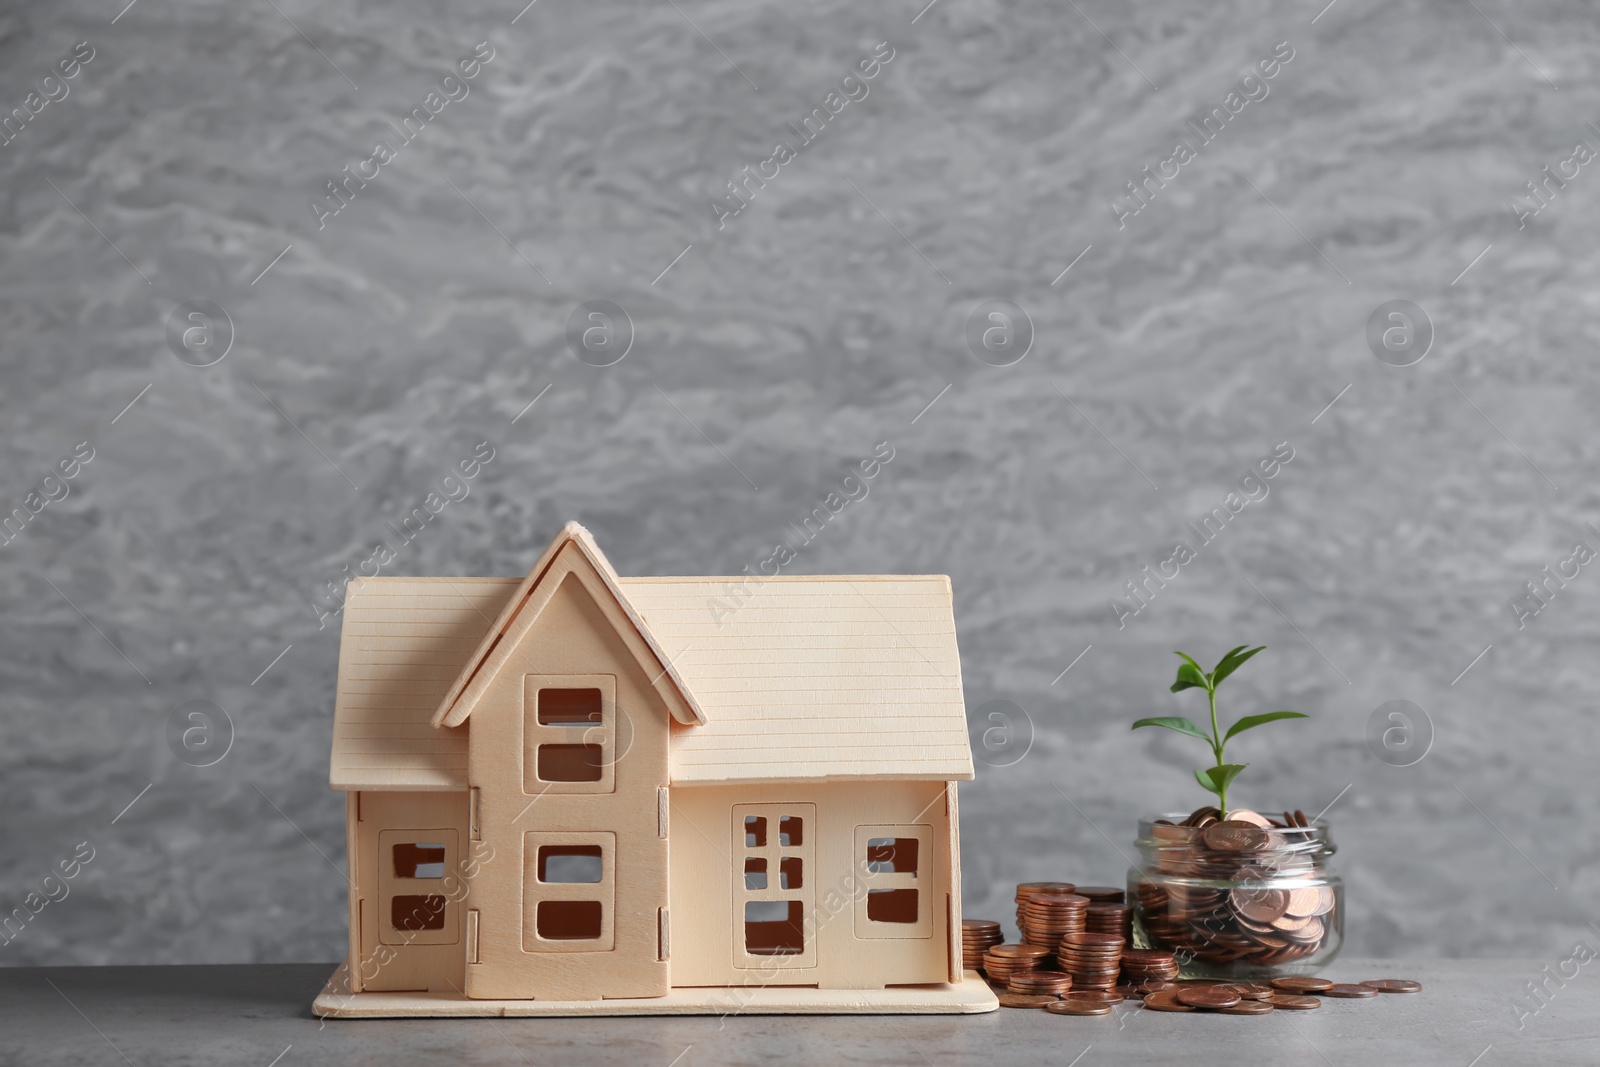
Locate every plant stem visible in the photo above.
<box><xmin>1208</xmin><ymin>684</ymin><xmax>1226</xmax><ymax>813</ymax></box>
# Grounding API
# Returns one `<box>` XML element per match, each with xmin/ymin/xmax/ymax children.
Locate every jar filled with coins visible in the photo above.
<box><xmin>1128</xmin><ymin>808</ymin><xmax>1343</xmax><ymax>979</ymax></box>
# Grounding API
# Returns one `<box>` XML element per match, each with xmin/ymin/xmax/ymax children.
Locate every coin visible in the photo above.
<box><xmin>1075</xmin><ymin>886</ymin><xmax>1127</xmax><ymax>903</ymax></box>
<box><xmin>1231</xmin><ymin>886</ymin><xmax>1290</xmax><ymax>923</ymax></box>
<box><xmin>1268</xmin><ymin>994</ymin><xmax>1321</xmax><ymax>1010</ymax></box>
<box><xmin>1360</xmin><ymin>979</ymin><xmax>1422</xmax><ymax>994</ymax></box>
<box><xmin>1223</xmin><ymin>808</ymin><xmax>1273</xmax><ymax>828</ymax></box>
<box><xmin>1270</xmin><ymin>976</ymin><xmax>1334</xmax><ymax>993</ymax></box>
<box><xmin>1143</xmin><ymin>989</ymin><xmax>1195</xmax><ymax>1012</ymax></box>
<box><xmin>1063</xmin><ymin>990</ymin><xmax>1124</xmax><ymax>1004</ymax></box>
<box><xmin>1009</xmin><ymin>971</ymin><xmax>1072</xmax><ymax>995</ymax></box>
<box><xmin>1216</xmin><ymin>999</ymin><xmax>1275</xmax><ymax>1015</ymax></box>
<box><xmin>998</xmin><ymin>992</ymin><xmax>1060</xmax><ymax>1008</ymax></box>
<box><xmin>1045</xmin><ymin>999</ymin><xmax>1113</xmax><ymax>1016</ymax></box>
<box><xmin>1203</xmin><ymin>821</ymin><xmax>1269</xmax><ymax>852</ymax></box>
<box><xmin>1177</xmin><ymin>987</ymin><xmax>1242</xmax><ymax>1009</ymax></box>
<box><xmin>1230</xmin><ymin>982</ymin><xmax>1277</xmax><ymax>1000</ymax></box>
<box><xmin>1323</xmin><ymin>983</ymin><xmax>1379</xmax><ymax>999</ymax></box>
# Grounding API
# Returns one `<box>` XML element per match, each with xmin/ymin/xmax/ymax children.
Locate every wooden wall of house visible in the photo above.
<box><xmin>464</xmin><ymin>566</ymin><xmax>672</xmax><ymax>1000</ymax></box>
<box><xmin>668</xmin><ymin>780</ymin><xmax>955</xmax><ymax>990</ymax></box>
<box><xmin>350</xmin><ymin>790</ymin><xmax>470</xmax><ymax>993</ymax></box>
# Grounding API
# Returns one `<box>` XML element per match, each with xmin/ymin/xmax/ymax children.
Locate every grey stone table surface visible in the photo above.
<box><xmin>2</xmin><ymin>960</ymin><xmax>1593</xmax><ymax>1067</ymax></box>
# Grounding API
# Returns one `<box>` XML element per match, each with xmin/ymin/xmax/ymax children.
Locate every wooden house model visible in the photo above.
<box><xmin>313</xmin><ymin>522</ymin><xmax>996</xmax><ymax>1016</ymax></box>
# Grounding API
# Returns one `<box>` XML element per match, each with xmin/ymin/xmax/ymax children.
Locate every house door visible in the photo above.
<box><xmin>731</xmin><ymin>803</ymin><xmax>816</xmax><ymax>972</ymax></box>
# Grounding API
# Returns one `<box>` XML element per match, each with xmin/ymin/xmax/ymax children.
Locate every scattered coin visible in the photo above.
<box><xmin>1270</xmin><ymin>976</ymin><xmax>1334</xmax><ymax>993</ymax></box>
<box><xmin>1062</xmin><ymin>989</ymin><xmax>1124</xmax><ymax>1004</ymax></box>
<box><xmin>1323</xmin><ymin>983</ymin><xmax>1379</xmax><ymax>999</ymax></box>
<box><xmin>1177</xmin><ymin>987</ymin><xmax>1242</xmax><ymax>1009</ymax></box>
<box><xmin>1268</xmin><ymin>994</ymin><xmax>1321</xmax><ymax>1010</ymax></box>
<box><xmin>1045</xmin><ymin>999</ymin><xmax>1113</xmax><ymax>1016</ymax></box>
<box><xmin>998</xmin><ymin>992</ymin><xmax>1060</xmax><ymax>1008</ymax></box>
<box><xmin>1230</xmin><ymin>982</ymin><xmax>1277</xmax><ymax>1001</ymax></box>
<box><xmin>1360</xmin><ymin>979</ymin><xmax>1422</xmax><ymax>994</ymax></box>
<box><xmin>1143</xmin><ymin>989</ymin><xmax>1195</xmax><ymax>1012</ymax></box>
<box><xmin>1216</xmin><ymin>999</ymin><xmax>1276</xmax><ymax>1015</ymax></box>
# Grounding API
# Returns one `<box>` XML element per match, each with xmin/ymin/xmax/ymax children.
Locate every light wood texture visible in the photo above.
<box><xmin>622</xmin><ymin>575</ymin><xmax>973</xmax><ymax>784</ymax></box>
<box><xmin>314</xmin><ymin>963</ymin><xmax>999</xmax><ymax>1017</ymax></box>
<box><xmin>331</xmin><ymin>572</ymin><xmax>973</xmax><ymax>791</ymax></box>
<box><xmin>330</xmin><ymin>577</ymin><xmax>513</xmax><ymax>791</ymax></box>
<box><xmin>458</xmin><ymin>547</ymin><xmax>672</xmax><ymax>1001</ymax></box>
<box><xmin>432</xmin><ymin>522</ymin><xmax>705</xmax><ymax>730</ymax></box>
<box><xmin>352</xmin><ymin>791</ymin><xmax>469</xmax><ymax>993</ymax></box>
<box><xmin>669</xmin><ymin>781</ymin><xmax>952</xmax><ymax>990</ymax></box>
<box><xmin>325</xmin><ymin>522</ymin><xmax>975</xmax><ymax>1010</ymax></box>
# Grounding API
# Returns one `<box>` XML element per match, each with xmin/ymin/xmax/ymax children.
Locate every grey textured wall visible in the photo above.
<box><xmin>1</xmin><ymin>0</ymin><xmax>1594</xmax><ymax>968</ymax></box>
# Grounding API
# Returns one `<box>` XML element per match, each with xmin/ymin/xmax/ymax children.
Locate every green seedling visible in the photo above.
<box><xmin>1131</xmin><ymin>645</ymin><xmax>1308</xmax><ymax>813</ymax></box>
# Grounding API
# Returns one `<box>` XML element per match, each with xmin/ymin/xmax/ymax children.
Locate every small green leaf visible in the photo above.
<box><xmin>1131</xmin><ymin>716</ymin><xmax>1212</xmax><ymax>742</ymax></box>
<box><xmin>1174</xmin><ymin>651</ymin><xmax>1205</xmax><ymax>674</ymax></box>
<box><xmin>1223</xmin><ymin>710</ymin><xmax>1309</xmax><ymax>743</ymax></box>
<box><xmin>1171</xmin><ymin>662</ymin><xmax>1209</xmax><ymax>693</ymax></box>
<box><xmin>1209</xmin><ymin>645</ymin><xmax>1266</xmax><ymax>689</ymax></box>
<box><xmin>1195</xmin><ymin>763</ymin><xmax>1249</xmax><ymax>794</ymax></box>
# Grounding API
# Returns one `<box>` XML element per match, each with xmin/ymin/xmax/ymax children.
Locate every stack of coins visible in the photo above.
<box><xmin>1020</xmin><ymin>890</ymin><xmax>1090</xmax><ymax>950</ymax></box>
<box><xmin>962</xmin><ymin>919</ymin><xmax>1004</xmax><ymax>973</ymax></box>
<box><xmin>1134</xmin><ymin>807</ymin><xmax>1337</xmax><ymax>970</ymax></box>
<box><xmin>1087</xmin><ymin>902</ymin><xmax>1133</xmax><ymax>943</ymax></box>
<box><xmin>1119</xmin><ymin>948</ymin><xmax>1179</xmax><ymax>989</ymax></box>
<box><xmin>983</xmin><ymin>943</ymin><xmax>1052</xmax><ymax>985</ymax></box>
<box><xmin>1055</xmin><ymin>932</ymin><xmax>1124</xmax><ymax>991</ymax></box>
<box><xmin>1014</xmin><ymin>882</ymin><xmax>1075</xmax><ymax>933</ymax></box>
<box><xmin>1074</xmin><ymin>886</ymin><xmax>1126</xmax><ymax>905</ymax></box>
<box><xmin>1006</xmin><ymin>970</ymin><xmax>1072</xmax><ymax>997</ymax></box>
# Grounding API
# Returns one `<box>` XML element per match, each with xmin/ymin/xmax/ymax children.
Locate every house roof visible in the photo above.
<box><xmin>329</xmin><ymin>533</ymin><xmax>973</xmax><ymax>790</ymax></box>
<box><xmin>429</xmin><ymin>522</ymin><xmax>706</xmax><ymax>731</ymax></box>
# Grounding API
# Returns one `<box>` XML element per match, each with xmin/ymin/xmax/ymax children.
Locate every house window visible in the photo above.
<box><xmin>377</xmin><ymin>829</ymin><xmax>460</xmax><ymax>947</ymax></box>
<box><xmin>733</xmin><ymin>803</ymin><xmax>816</xmax><ymax>969</ymax></box>
<box><xmin>523</xmin><ymin>832</ymin><xmax>615</xmax><ymax>952</ymax></box>
<box><xmin>854</xmin><ymin>824</ymin><xmax>934</xmax><ymax>939</ymax></box>
<box><xmin>523</xmin><ymin>676</ymin><xmax>617</xmax><ymax>794</ymax></box>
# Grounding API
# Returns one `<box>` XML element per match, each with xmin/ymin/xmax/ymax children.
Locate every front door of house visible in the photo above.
<box><xmin>731</xmin><ymin>802</ymin><xmax>816</xmax><ymax>973</ymax></box>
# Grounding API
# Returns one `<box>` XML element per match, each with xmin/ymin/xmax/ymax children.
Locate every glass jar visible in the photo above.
<box><xmin>1128</xmin><ymin>814</ymin><xmax>1343</xmax><ymax>979</ymax></box>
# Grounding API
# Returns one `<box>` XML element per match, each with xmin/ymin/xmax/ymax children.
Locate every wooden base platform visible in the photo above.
<box><xmin>313</xmin><ymin>963</ymin><xmax>1000</xmax><ymax>1018</ymax></box>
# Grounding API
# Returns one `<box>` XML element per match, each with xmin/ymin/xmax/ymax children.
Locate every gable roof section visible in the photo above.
<box><xmin>624</xmin><ymin>576</ymin><xmax>972</xmax><ymax>783</ymax></box>
<box><xmin>430</xmin><ymin>522</ymin><xmax>706</xmax><ymax>730</ymax></box>
<box><xmin>329</xmin><ymin>533</ymin><xmax>973</xmax><ymax>790</ymax></box>
<box><xmin>329</xmin><ymin>576</ymin><xmax>517</xmax><ymax>791</ymax></box>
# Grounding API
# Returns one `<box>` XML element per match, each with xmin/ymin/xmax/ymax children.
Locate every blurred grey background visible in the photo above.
<box><xmin>1</xmin><ymin>0</ymin><xmax>1595</xmax><ymax>969</ymax></box>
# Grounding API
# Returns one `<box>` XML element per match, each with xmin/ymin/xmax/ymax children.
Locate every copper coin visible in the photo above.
<box><xmin>998</xmin><ymin>992</ymin><xmax>1060</xmax><ymax>1008</ymax></box>
<box><xmin>1323</xmin><ymin>983</ymin><xmax>1379</xmax><ymax>999</ymax></box>
<box><xmin>1232</xmin><ymin>887</ymin><xmax>1290</xmax><ymax>923</ymax></box>
<box><xmin>1223</xmin><ymin>808</ymin><xmax>1273</xmax><ymax>828</ymax></box>
<box><xmin>1271</xmin><ymin>976</ymin><xmax>1334</xmax><ymax>993</ymax></box>
<box><xmin>1177</xmin><ymin>987</ymin><xmax>1242</xmax><ymax>1009</ymax></box>
<box><xmin>1059</xmin><ymin>932</ymin><xmax>1125</xmax><ymax>947</ymax></box>
<box><xmin>1216</xmin><ymin>999</ymin><xmax>1276</xmax><ymax>1015</ymax></box>
<box><xmin>1045</xmin><ymin>1000</ymin><xmax>1113</xmax><ymax>1016</ymax></box>
<box><xmin>1063</xmin><ymin>990</ymin><xmax>1124</xmax><ymax>1004</ymax></box>
<box><xmin>1268</xmin><ymin>994</ymin><xmax>1321</xmax><ymax>1010</ymax></box>
<box><xmin>1203</xmin><ymin>821</ymin><xmax>1269</xmax><ymax>852</ymax></box>
<box><xmin>1016</xmin><ymin>881</ymin><xmax>1076</xmax><ymax>898</ymax></box>
<box><xmin>1075</xmin><ymin>886</ymin><xmax>1127</xmax><ymax>902</ymax></box>
<box><xmin>1360</xmin><ymin>979</ymin><xmax>1422</xmax><ymax>994</ymax></box>
<box><xmin>1230</xmin><ymin>982</ymin><xmax>1277</xmax><ymax>1000</ymax></box>
<box><xmin>1143</xmin><ymin>989</ymin><xmax>1195</xmax><ymax>1012</ymax></box>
